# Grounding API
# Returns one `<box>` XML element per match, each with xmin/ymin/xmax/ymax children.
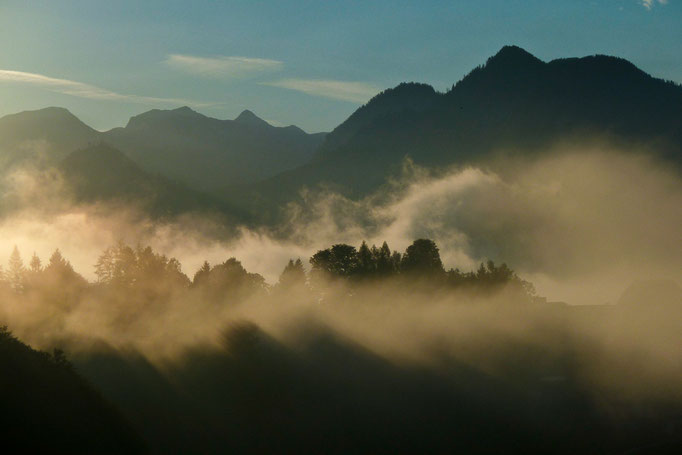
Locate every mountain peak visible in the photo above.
<box><xmin>172</xmin><ymin>106</ymin><xmax>198</xmax><ymax>115</ymax></box>
<box><xmin>234</xmin><ymin>109</ymin><xmax>269</xmax><ymax>127</ymax></box>
<box><xmin>124</xmin><ymin>106</ymin><xmax>205</xmax><ymax>129</ymax></box>
<box><xmin>3</xmin><ymin>106</ymin><xmax>81</xmax><ymax>123</ymax></box>
<box><xmin>35</xmin><ymin>106</ymin><xmax>74</xmax><ymax>115</ymax></box>
<box><xmin>486</xmin><ymin>45</ymin><xmax>544</xmax><ymax>68</ymax></box>
<box><xmin>0</xmin><ymin>106</ymin><xmax>99</xmax><ymax>160</ymax></box>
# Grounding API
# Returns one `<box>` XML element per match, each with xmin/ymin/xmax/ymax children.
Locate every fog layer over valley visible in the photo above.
<box><xmin>0</xmin><ymin>140</ymin><xmax>680</xmax><ymax>452</ymax></box>
<box><xmin>0</xmin><ymin>144</ymin><xmax>678</xmax><ymax>303</ymax></box>
<box><xmin>1</xmin><ymin>45</ymin><xmax>682</xmax><ymax>453</ymax></box>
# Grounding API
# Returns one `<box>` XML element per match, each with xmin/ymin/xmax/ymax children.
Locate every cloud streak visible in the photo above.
<box><xmin>0</xmin><ymin>69</ymin><xmax>210</xmax><ymax>106</ymax></box>
<box><xmin>641</xmin><ymin>0</ymin><xmax>667</xmax><ymax>9</ymax></box>
<box><xmin>165</xmin><ymin>54</ymin><xmax>283</xmax><ymax>79</ymax></box>
<box><xmin>263</xmin><ymin>78</ymin><xmax>380</xmax><ymax>103</ymax></box>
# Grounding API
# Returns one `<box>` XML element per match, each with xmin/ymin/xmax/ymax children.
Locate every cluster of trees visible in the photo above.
<box><xmin>0</xmin><ymin>246</ymin><xmax>87</xmax><ymax>308</ymax></box>
<box><xmin>0</xmin><ymin>238</ymin><xmax>534</xmax><ymax>310</ymax></box>
<box><xmin>304</xmin><ymin>238</ymin><xmax>533</xmax><ymax>296</ymax></box>
<box><xmin>307</xmin><ymin>238</ymin><xmax>448</xmax><ymax>278</ymax></box>
<box><xmin>192</xmin><ymin>258</ymin><xmax>266</xmax><ymax>302</ymax></box>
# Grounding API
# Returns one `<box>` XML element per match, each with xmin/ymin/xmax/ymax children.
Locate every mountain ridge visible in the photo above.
<box><xmin>218</xmin><ymin>45</ymin><xmax>682</xmax><ymax>223</ymax></box>
<box><xmin>0</xmin><ymin>105</ymin><xmax>327</xmax><ymax>191</ymax></box>
<box><xmin>2</xmin><ymin>46</ymin><xmax>681</xmax><ymax>226</ymax></box>
<box><xmin>101</xmin><ymin>106</ymin><xmax>326</xmax><ymax>190</ymax></box>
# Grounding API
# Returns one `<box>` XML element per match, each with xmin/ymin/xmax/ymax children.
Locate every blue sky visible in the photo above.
<box><xmin>0</xmin><ymin>0</ymin><xmax>680</xmax><ymax>132</ymax></box>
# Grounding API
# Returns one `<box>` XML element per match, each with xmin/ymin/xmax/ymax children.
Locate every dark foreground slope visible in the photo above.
<box><xmin>72</xmin><ymin>302</ymin><xmax>682</xmax><ymax>455</ymax></box>
<box><xmin>0</xmin><ymin>326</ymin><xmax>145</xmax><ymax>454</ymax></box>
<box><xmin>231</xmin><ymin>46</ymin><xmax>682</xmax><ymax>219</ymax></box>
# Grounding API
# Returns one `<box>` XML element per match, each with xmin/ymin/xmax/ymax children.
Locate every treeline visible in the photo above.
<box><xmin>0</xmin><ymin>238</ymin><xmax>535</xmax><ymax>310</ymax></box>
<box><xmin>303</xmin><ymin>239</ymin><xmax>534</xmax><ymax>297</ymax></box>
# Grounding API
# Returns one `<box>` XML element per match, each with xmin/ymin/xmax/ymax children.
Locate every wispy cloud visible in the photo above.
<box><xmin>165</xmin><ymin>54</ymin><xmax>283</xmax><ymax>79</ymax></box>
<box><xmin>641</xmin><ymin>0</ymin><xmax>667</xmax><ymax>10</ymax></box>
<box><xmin>263</xmin><ymin>79</ymin><xmax>380</xmax><ymax>103</ymax></box>
<box><xmin>0</xmin><ymin>69</ymin><xmax>210</xmax><ymax>106</ymax></box>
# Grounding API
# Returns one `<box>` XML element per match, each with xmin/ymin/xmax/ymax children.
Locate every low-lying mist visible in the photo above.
<box><xmin>3</xmin><ymin>143</ymin><xmax>679</xmax><ymax>297</ymax></box>
<box><xmin>0</xmin><ymin>142</ymin><xmax>681</xmax><ymax>452</ymax></box>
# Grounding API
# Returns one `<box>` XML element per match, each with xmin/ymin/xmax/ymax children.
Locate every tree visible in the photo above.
<box><xmin>191</xmin><ymin>257</ymin><xmax>265</xmax><ymax>304</ymax></box>
<box><xmin>390</xmin><ymin>251</ymin><xmax>402</xmax><ymax>272</ymax></box>
<box><xmin>23</xmin><ymin>253</ymin><xmax>43</xmax><ymax>290</ymax></box>
<box><xmin>310</xmin><ymin>244</ymin><xmax>358</xmax><ymax>279</ymax></box>
<box><xmin>29</xmin><ymin>253</ymin><xmax>42</xmax><ymax>273</ymax></box>
<box><xmin>375</xmin><ymin>241</ymin><xmax>395</xmax><ymax>276</ymax></box>
<box><xmin>356</xmin><ymin>241</ymin><xmax>376</xmax><ymax>277</ymax></box>
<box><xmin>278</xmin><ymin>258</ymin><xmax>306</xmax><ymax>288</ymax></box>
<box><xmin>94</xmin><ymin>243</ymin><xmax>189</xmax><ymax>290</ymax></box>
<box><xmin>95</xmin><ymin>246</ymin><xmax>115</xmax><ymax>283</ymax></box>
<box><xmin>28</xmin><ymin>249</ymin><xmax>88</xmax><ymax>309</ymax></box>
<box><xmin>8</xmin><ymin>245</ymin><xmax>25</xmax><ymax>292</ymax></box>
<box><xmin>46</xmin><ymin>249</ymin><xmax>69</xmax><ymax>270</ymax></box>
<box><xmin>400</xmin><ymin>239</ymin><xmax>444</xmax><ymax>276</ymax></box>
<box><xmin>193</xmin><ymin>261</ymin><xmax>211</xmax><ymax>286</ymax></box>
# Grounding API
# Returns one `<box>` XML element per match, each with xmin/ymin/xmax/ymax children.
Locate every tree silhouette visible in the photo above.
<box><xmin>356</xmin><ymin>241</ymin><xmax>376</xmax><ymax>277</ymax></box>
<box><xmin>278</xmin><ymin>258</ymin><xmax>306</xmax><ymax>289</ymax></box>
<box><xmin>29</xmin><ymin>252</ymin><xmax>42</xmax><ymax>273</ymax></box>
<box><xmin>375</xmin><ymin>241</ymin><xmax>396</xmax><ymax>276</ymax></box>
<box><xmin>193</xmin><ymin>257</ymin><xmax>266</xmax><ymax>304</ymax></box>
<box><xmin>30</xmin><ymin>249</ymin><xmax>88</xmax><ymax>309</ymax></box>
<box><xmin>310</xmin><ymin>244</ymin><xmax>359</xmax><ymax>280</ymax></box>
<box><xmin>400</xmin><ymin>239</ymin><xmax>444</xmax><ymax>277</ymax></box>
<box><xmin>8</xmin><ymin>245</ymin><xmax>25</xmax><ymax>292</ymax></box>
<box><xmin>193</xmin><ymin>260</ymin><xmax>211</xmax><ymax>286</ymax></box>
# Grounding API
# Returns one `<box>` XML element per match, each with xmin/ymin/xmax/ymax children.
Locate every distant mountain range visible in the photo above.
<box><xmin>1</xmin><ymin>45</ymin><xmax>680</xmax><ymax>224</ymax></box>
<box><xmin>0</xmin><ymin>106</ymin><xmax>325</xmax><ymax>191</ymax></box>
<box><xmin>102</xmin><ymin>107</ymin><xmax>326</xmax><ymax>191</ymax></box>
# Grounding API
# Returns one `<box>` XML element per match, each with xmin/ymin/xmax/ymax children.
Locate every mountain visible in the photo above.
<box><xmin>0</xmin><ymin>326</ymin><xmax>144</xmax><ymax>453</ymax></box>
<box><xmin>102</xmin><ymin>107</ymin><xmax>326</xmax><ymax>191</ymax></box>
<box><xmin>0</xmin><ymin>107</ymin><xmax>99</xmax><ymax>168</ymax></box>
<box><xmin>0</xmin><ymin>106</ymin><xmax>325</xmax><ymax>191</ymax></box>
<box><xmin>228</xmin><ymin>46</ymin><xmax>682</xmax><ymax>217</ymax></box>
<box><xmin>315</xmin><ymin>82</ymin><xmax>441</xmax><ymax>156</ymax></box>
<box><xmin>59</xmin><ymin>143</ymin><xmax>239</xmax><ymax>220</ymax></box>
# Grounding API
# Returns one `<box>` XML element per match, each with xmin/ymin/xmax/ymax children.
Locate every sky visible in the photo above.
<box><xmin>0</xmin><ymin>0</ymin><xmax>680</xmax><ymax>133</ymax></box>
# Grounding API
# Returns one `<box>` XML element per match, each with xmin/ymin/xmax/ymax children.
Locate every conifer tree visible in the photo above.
<box><xmin>376</xmin><ymin>241</ymin><xmax>394</xmax><ymax>276</ymax></box>
<box><xmin>29</xmin><ymin>253</ymin><xmax>42</xmax><ymax>273</ymax></box>
<box><xmin>8</xmin><ymin>245</ymin><xmax>25</xmax><ymax>292</ymax></box>
<box><xmin>357</xmin><ymin>241</ymin><xmax>375</xmax><ymax>276</ymax></box>
<box><xmin>278</xmin><ymin>258</ymin><xmax>306</xmax><ymax>288</ymax></box>
<box><xmin>193</xmin><ymin>260</ymin><xmax>211</xmax><ymax>286</ymax></box>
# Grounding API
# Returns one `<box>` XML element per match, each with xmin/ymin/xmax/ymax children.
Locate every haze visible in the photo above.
<box><xmin>1</xmin><ymin>2</ymin><xmax>681</xmax><ymax>454</ymax></box>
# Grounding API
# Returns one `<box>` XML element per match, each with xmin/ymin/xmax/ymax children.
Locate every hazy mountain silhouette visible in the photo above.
<box><xmin>0</xmin><ymin>107</ymin><xmax>99</xmax><ymax>168</ymax></box>
<box><xmin>3</xmin><ymin>46</ymin><xmax>682</xmax><ymax>225</ymax></box>
<box><xmin>102</xmin><ymin>106</ymin><xmax>326</xmax><ymax>191</ymax></box>
<box><xmin>59</xmin><ymin>143</ymin><xmax>239</xmax><ymax>220</ymax></box>
<box><xmin>227</xmin><ymin>46</ymin><xmax>682</xmax><ymax>218</ymax></box>
<box><xmin>0</xmin><ymin>106</ymin><xmax>325</xmax><ymax>192</ymax></box>
<box><xmin>0</xmin><ymin>326</ymin><xmax>145</xmax><ymax>453</ymax></box>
